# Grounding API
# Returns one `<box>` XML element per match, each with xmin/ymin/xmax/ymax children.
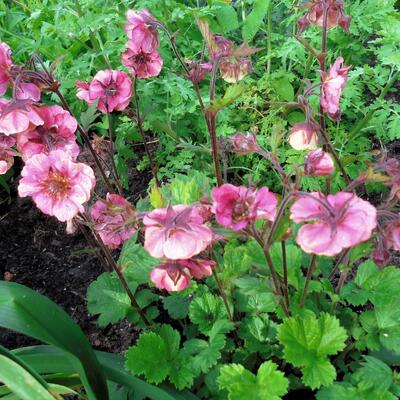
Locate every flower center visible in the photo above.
<box><xmin>233</xmin><ymin>201</ymin><xmax>249</xmax><ymax>221</ymax></box>
<box><xmin>45</xmin><ymin>171</ymin><xmax>71</xmax><ymax>199</ymax></box>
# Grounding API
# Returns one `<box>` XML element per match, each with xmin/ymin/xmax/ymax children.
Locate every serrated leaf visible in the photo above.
<box><xmin>163</xmin><ymin>295</ymin><xmax>190</xmax><ymax>320</ymax></box>
<box><xmin>158</xmin><ymin>325</ymin><xmax>181</xmax><ymax>359</ymax></box>
<box><xmin>80</xmin><ymin>101</ymin><xmax>99</xmax><ymax>132</ymax></box>
<box><xmin>149</xmin><ymin>183</ymin><xmax>165</xmax><ymax>208</ymax></box>
<box><xmin>218</xmin><ymin>361</ymin><xmax>288</xmax><ymax>400</ymax></box>
<box><xmin>209</xmin><ymin>84</ymin><xmax>245</xmax><ymax>114</ymax></box>
<box><xmin>126</xmin><ymin>332</ymin><xmax>169</xmax><ymax>384</ymax></box>
<box><xmin>216</xmin><ymin>4</ymin><xmax>239</xmax><ymax>33</ymax></box>
<box><xmin>242</xmin><ymin>0</ymin><xmax>271</xmax><ymax>42</ymax></box>
<box><xmin>87</xmin><ymin>272</ymin><xmax>138</xmax><ymax>326</ymax></box>
<box><xmin>277</xmin><ymin>313</ymin><xmax>347</xmax><ymax>389</ymax></box>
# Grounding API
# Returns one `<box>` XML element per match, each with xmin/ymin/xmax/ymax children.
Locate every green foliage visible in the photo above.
<box><xmin>218</xmin><ymin>361</ymin><xmax>288</xmax><ymax>400</ymax></box>
<box><xmin>277</xmin><ymin>313</ymin><xmax>348</xmax><ymax>389</ymax></box>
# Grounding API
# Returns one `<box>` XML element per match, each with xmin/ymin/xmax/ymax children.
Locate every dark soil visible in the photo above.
<box><xmin>0</xmin><ymin>156</ymin><xmax>152</xmax><ymax>353</ymax></box>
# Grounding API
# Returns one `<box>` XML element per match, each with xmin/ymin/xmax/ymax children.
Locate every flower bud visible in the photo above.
<box><xmin>229</xmin><ymin>132</ymin><xmax>259</xmax><ymax>155</ymax></box>
<box><xmin>219</xmin><ymin>57</ymin><xmax>252</xmax><ymax>83</ymax></box>
<box><xmin>338</xmin><ymin>15</ymin><xmax>351</xmax><ymax>33</ymax></box>
<box><xmin>288</xmin><ymin>122</ymin><xmax>319</xmax><ymax>150</ymax></box>
<box><xmin>371</xmin><ymin>248</ymin><xmax>391</xmax><ymax>268</ymax></box>
<box><xmin>304</xmin><ymin>148</ymin><xmax>334</xmax><ymax>176</ymax></box>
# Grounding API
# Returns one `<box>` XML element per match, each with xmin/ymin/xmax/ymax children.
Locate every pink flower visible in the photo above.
<box><xmin>384</xmin><ymin>218</ymin><xmax>400</xmax><ymax>251</ymax></box>
<box><xmin>290</xmin><ymin>192</ymin><xmax>377</xmax><ymax>256</ymax></box>
<box><xmin>229</xmin><ymin>132</ymin><xmax>259</xmax><ymax>155</ymax></box>
<box><xmin>212</xmin><ymin>184</ymin><xmax>278</xmax><ymax>231</ymax></box>
<box><xmin>16</xmin><ymin>105</ymin><xmax>79</xmax><ymax>161</ymax></box>
<box><xmin>304</xmin><ymin>148</ymin><xmax>334</xmax><ymax>176</ymax></box>
<box><xmin>18</xmin><ymin>150</ymin><xmax>95</xmax><ymax>222</ymax></box>
<box><xmin>0</xmin><ymin>135</ymin><xmax>16</xmax><ymax>174</ymax></box>
<box><xmin>143</xmin><ymin>204</ymin><xmax>213</xmax><ymax>259</ymax></box>
<box><xmin>125</xmin><ymin>9</ymin><xmax>159</xmax><ymax>52</ymax></box>
<box><xmin>150</xmin><ymin>261</ymin><xmax>191</xmax><ymax>292</ymax></box>
<box><xmin>76</xmin><ymin>69</ymin><xmax>132</xmax><ymax>113</ymax></box>
<box><xmin>121</xmin><ymin>46</ymin><xmax>163</xmax><ymax>79</ymax></box>
<box><xmin>0</xmin><ymin>42</ymin><xmax>13</xmax><ymax>96</ymax></box>
<box><xmin>187</xmin><ymin>62</ymin><xmax>213</xmax><ymax>83</ymax></box>
<box><xmin>91</xmin><ymin>193</ymin><xmax>137</xmax><ymax>249</ymax></box>
<box><xmin>150</xmin><ymin>258</ymin><xmax>215</xmax><ymax>292</ymax></box>
<box><xmin>320</xmin><ymin>57</ymin><xmax>350</xmax><ymax>120</ymax></box>
<box><xmin>0</xmin><ymin>99</ymin><xmax>44</xmax><ymax>136</ymax></box>
<box><xmin>15</xmin><ymin>82</ymin><xmax>41</xmax><ymax>102</ymax></box>
<box><xmin>288</xmin><ymin>122</ymin><xmax>319</xmax><ymax>150</ymax></box>
<box><xmin>219</xmin><ymin>57</ymin><xmax>252</xmax><ymax>83</ymax></box>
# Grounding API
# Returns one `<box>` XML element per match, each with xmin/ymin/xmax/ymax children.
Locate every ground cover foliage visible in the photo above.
<box><xmin>1</xmin><ymin>0</ymin><xmax>400</xmax><ymax>399</ymax></box>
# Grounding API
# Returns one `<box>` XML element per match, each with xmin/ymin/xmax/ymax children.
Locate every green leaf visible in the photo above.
<box><xmin>163</xmin><ymin>294</ymin><xmax>190</xmax><ymax>320</ymax></box>
<box><xmin>189</xmin><ymin>292</ymin><xmax>229</xmax><ymax>335</ymax></box>
<box><xmin>87</xmin><ymin>272</ymin><xmax>138</xmax><ymax>326</ymax></box>
<box><xmin>126</xmin><ymin>332</ymin><xmax>169</xmax><ymax>384</ymax></box>
<box><xmin>218</xmin><ymin>361</ymin><xmax>288</xmax><ymax>400</ymax></box>
<box><xmin>216</xmin><ymin>4</ymin><xmax>239</xmax><ymax>33</ymax></box>
<box><xmin>277</xmin><ymin>313</ymin><xmax>347</xmax><ymax>389</ymax></box>
<box><xmin>0</xmin><ymin>282</ymin><xmax>108</xmax><ymax>400</ymax></box>
<box><xmin>243</xmin><ymin>0</ymin><xmax>271</xmax><ymax>42</ymax></box>
<box><xmin>271</xmin><ymin>76</ymin><xmax>294</xmax><ymax>102</ymax></box>
<box><xmin>354</xmin><ymin>356</ymin><xmax>393</xmax><ymax>392</ymax></box>
<box><xmin>0</xmin><ymin>355</ymin><xmax>55</xmax><ymax>400</ymax></box>
<box><xmin>209</xmin><ymin>84</ymin><xmax>246</xmax><ymax>114</ymax></box>
<box><xmin>80</xmin><ymin>101</ymin><xmax>99</xmax><ymax>132</ymax></box>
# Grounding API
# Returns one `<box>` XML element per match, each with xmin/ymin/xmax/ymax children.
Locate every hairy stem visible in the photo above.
<box><xmin>212</xmin><ymin>269</ymin><xmax>233</xmax><ymax>321</ymax></box>
<box><xmin>266</xmin><ymin>1</ymin><xmax>272</xmax><ymax>77</ymax></box>
<box><xmin>281</xmin><ymin>241</ymin><xmax>290</xmax><ymax>311</ymax></box>
<box><xmin>132</xmin><ymin>77</ymin><xmax>161</xmax><ymax>187</ymax></box>
<box><xmin>300</xmin><ymin>254</ymin><xmax>318</xmax><ymax>307</ymax></box>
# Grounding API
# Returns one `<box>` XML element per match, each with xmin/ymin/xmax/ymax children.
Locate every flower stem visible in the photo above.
<box><xmin>281</xmin><ymin>241</ymin><xmax>290</xmax><ymax>311</ymax></box>
<box><xmin>106</xmin><ymin>112</ymin><xmax>124</xmax><ymax>195</ymax></box>
<box><xmin>266</xmin><ymin>1</ymin><xmax>272</xmax><ymax>77</ymax></box>
<box><xmin>300</xmin><ymin>254</ymin><xmax>317</xmax><ymax>308</ymax></box>
<box><xmin>132</xmin><ymin>77</ymin><xmax>161</xmax><ymax>188</ymax></box>
<box><xmin>212</xmin><ymin>269</ymin><xmax>233</xmax><ymax>321</ymax></box>
<box><xmin>54</xmin><ymin>89</ymin><xmax>115</xmax><ymax>194</ymax></box>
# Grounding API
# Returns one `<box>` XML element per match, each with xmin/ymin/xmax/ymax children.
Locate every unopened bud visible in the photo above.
<box><xmin>288</xmin><ymin>122</ymin><xmax>319</xmax><ymax>151</ymax></box>
<box><xmin>371</xmin><ymin>248</ymin><xmax>391</xmax><ymax>268</ymax></box>
<box><xmin>229</xmin><ymin>132</ymin><xmax>259</xmax><ymax>155</ymax></box>
<box><xmin>304</xmin><ymin>148</ymin><xmax>334</xmax><ymax>176</ymax></box>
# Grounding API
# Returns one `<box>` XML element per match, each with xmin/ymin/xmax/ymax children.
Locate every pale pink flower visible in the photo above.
<box><xmin>18</xmin><ymin>150</ymin><xmax>95</xmax><ymax>222</ymax></box>
<box><xmin>220</xmin><ymin>57</ymin><xmax>252</xmax><ymax>83</ymax></box>
<box><xmin>125</xmin><ymin>9</ymin><xmax>159</xmax><ymax>52</ymax></box>
<box><xmin>76</xmin><ymin>69</ymin><xmax>132</xmax><ymax>114</ymax></box>
<box><xmin>229</xmin><ymin>132</ymin><xmax>259</xmax><ymax>155</ymax></box>
<box><xmin>304</xmin><ymin>148</ymin><xmax>334</xmax><ymax>176</ymax></box>
<box><xmin>384</xmin><ymin>218</ymin><xmax>400</xmax><ymax>251</ymax></box>
<box><xmin>143</xmin><ymin>204</ymin><xmax>213</xmax><ymax>260</ymax></box>
<box><xmin>288</xmin><ymin>122</ymin><xmax>319</xmax><ymax>150</ymax></box>
<box><xmin>0</xmin><ymin>135</ymin><xmax>16</xmax><ymax>174</ymax></box>
<box><xmin>320</xmin><ymin>57</ymin><xmax>350</xmax><ymax>120</ymax></box>
<box><xmin>212</xmin><ymin>184</ymin><xmax>278</xmax><ymax>231</ymax></box>
<box><xmin>16</xmin><ymin>105</ymin><xmax>79</xmax><ymax>161</ymax></box>
<box><xmin>121</xmin><ymin>46</ymin><xmax>163</xmax><ymax>79</ymax></box>
<box><xmin>0</xmin><ymin>42</ymin><xmax>13</xmax><ymax>96</ymax></box>
<box><xmin>290</xmin><ymin>192</ymin><xmax>377</xmax><ymax>256</ymax></box>
<box><xmin>0</xmin><ymin>99</ymin><xmax>44</xmax><ymax>136</ymax></box>
<box><xmin>150</xmin><ymin>261</ymin><xmax>191</xmax><ymax>292</ymax></box>
<box><xmin>91</xmin><ymin>193</ymin><xmax>137</xmax><ymax>249</ymax></box>
<box><xmin>150</xmin><ymin>258</ymin><xmax>215</xmax><ymax>292</ymax></box>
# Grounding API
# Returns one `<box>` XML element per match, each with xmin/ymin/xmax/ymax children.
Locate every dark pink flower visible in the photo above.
<box><xmin>0</xmin><ymin>99</ymin><xmax>43</xmax><ymax>136</ymax></box>
<box><xmin>76</xmin><ymin>69</ymin><xmax>132</xmax><ymax>113</ymax></box>
<box><xmin>18</xmin><ymin>150</ymin><xmax>95</xmax><ymax>222</ymax></box>
<box><xmin>0</xmin><ymin>135</ymin><xmax>16</xmax><ymax>174</ymax></box>
<box><xmin>290</xmin><ymin>192</ymin><xmax>377</xmax><ymax>256</ymax></box>
<box><xmin>212</xmin><ymin>184</ymin><xmax>278</xmax><ymax>231</ymax></box>
<box><xmin>320</xmin><ymin>57</ymin><xmax>350</xmax><ymax>120</ymax></box>
<box><xmin>16</xmin><ymin>105</ymin><xmax>79</xmax><ymax>161</ymax></box>
<box><xmin>125</xmin><ymin>9</ymin><xmax>159</xmax><ymax>52</ymax></box>
<box><xmin>304</xmin><ymin>148</ymin><xmax>334</xmax><ymax>176</ymax></box>
<box><xmin>288</xmin><ymin>122</ymin><xmax>319</xmax><ymax>150</ymax></box>
<box><xmin>187</xmin><ymin>62</ymin><xmax>213</xmax><ymax>83</ymax></box>
<box><xmin>183</xmin><ymin>258</ymin><xmax>215</xmax><ymax>279</ymax></box>
<box><xmin>383</xmin><ymin>218</ymin><xmax>400</xmax><ymax>251</ymax></box>
<box><xmin>121</xmin><ymin>46</ymin><xmax>163</xmax><ymax>79</ymax></box>
<box><xmin>143</xmin><ymin>204</ymin><xmax>213</xmax><ymax>259</ymax></box>
<box><xmin>229</xmin><ymin>132</ymin><xmax>259</xmax><ymax>155</ymax></box>
<box><xmin>0</xmin><ymin>42</ymin><xmax>13</xmax><ymax>96</ymax></box>
<box><xmin>91</xmin><ymin>193</ymin><xmax>137</xmax><ymax>249</ymax></box>
<box><xmin>371</xmin><ymin>247</ymin><xmax>391</xmax><ymax>267</ymax></box>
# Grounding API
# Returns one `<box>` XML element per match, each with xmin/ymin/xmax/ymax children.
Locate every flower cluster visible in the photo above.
<box><xmin>121</xmin><ymin>9</ymin><xmax>163</xmax><ymax>79</ymax></box>
<box><xmin>0</xmin><ymin>40</ymin><xmax>96</xmax><ymax>223</ymax></box>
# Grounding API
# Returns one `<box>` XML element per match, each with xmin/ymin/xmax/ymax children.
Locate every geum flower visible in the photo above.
<box><xmin>18</xmin><ymin>150</ymin><xmax>95</xmax><ymax>222</ymax></box>
<box><xmin>125</xmin><ymin>9</ymin><xmax>159</xmax><ymax>52</ymax></box>
<box><xmin>0</xmin><ymin>98</ymin><xmax>43</xmax><ymax>136</ymax></box>
<box><xmin>0</xmin><ymin>42</ymin><xmax>13</xmax><ymax>96</ymax></box>
<box><xmin>76</xmin><ymin>69</ymin><xmax>132</xmax><ymax>114</ymax></box>
<box><xmin>290</xmin><ymin>192</ymin><xmax>377</xmax><ymax>256</ymax></box>
<box><xmin>91</xmin><ymin>193</ymin><xmax>137</xmax><ymax>249</ymax></box>
<box><xmin>150</xmin><ymin>258</ymin><xmax>215</xmax><ymax>292</ymax></box>
<box><xmin>288</xmin><ymin>121</ymin><xmax>319</xmax><ymax>151</ymax></box>
<box><xmin>121</xmin><ymin>44</ymin><xmax>163</xmax><ymax>79</ymax></box>
<box><xmin>304</xmin><ymin>148</ymin><xmax>334</xmax><ymax>176</ymax></box>
<box><xmin>229</xmin><ymin>131</ymin><xmax>259</xmax><ymax>155</ymax></box>
<box><xmin>16</xmin><ymin>105</ymin><xmax>79</xmax><ymax>161</ymax></box>
<box><xmin>0</xmin><ymin>135</ymin><xmax>16</xmax><ymax>174</ymax></box>
<box><xmin>320</xmin><ymin>57</ymin><xmax>350</xmax><ymax>120</ymax></box>
<box><xmin>383</xmin><ymin>217</ymin><xmax>400</xmax><ymax>252</ymax></box>
<box><xmin>143</xmin><ymin>204</ymin><xmax>213</xmax><ymax>260</ymax></box>
<box><xmin>212</xmin><ymin>184</ymin><xmax>278</xmax><ymax>231</ymax></box>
